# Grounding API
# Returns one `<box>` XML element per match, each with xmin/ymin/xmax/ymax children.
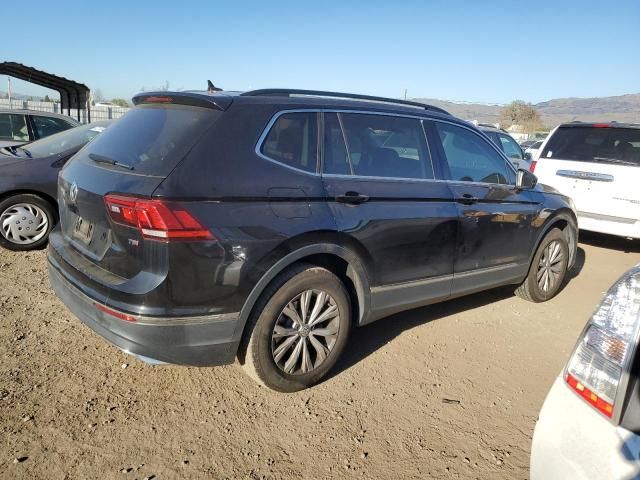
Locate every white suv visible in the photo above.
<box><xmin>532</xmin><ymin>122</ymin><xmax>640</xmax><ymax>239</ymax></box>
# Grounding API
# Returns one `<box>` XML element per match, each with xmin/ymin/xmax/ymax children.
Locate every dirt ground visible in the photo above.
<box><xmin>1</xmin><ymin>233</ymin><xmax>639</xmax><ymax>480</ymax></box>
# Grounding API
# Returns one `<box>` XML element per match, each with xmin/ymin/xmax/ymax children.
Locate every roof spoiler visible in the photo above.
<box><xmin>132</xmin><ymin>91</ymin><xmax>233</xmax><ymax>111</ymax></box>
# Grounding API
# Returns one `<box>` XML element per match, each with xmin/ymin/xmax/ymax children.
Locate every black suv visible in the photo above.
<box><xmin>48</xmin><ymin>89</ymin><xmax>578</xmax><ymax>392</ymax></box>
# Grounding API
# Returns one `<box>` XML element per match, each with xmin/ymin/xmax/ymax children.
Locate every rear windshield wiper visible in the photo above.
<box><xmin>593</xmin><ymin>157</ymin><xmax>638</xmax><ymax>167</ymax></box>
<box><xmin>89</xmin><ymin>153</ymin><xmax>134</xmax><ymax>170</ymax></box>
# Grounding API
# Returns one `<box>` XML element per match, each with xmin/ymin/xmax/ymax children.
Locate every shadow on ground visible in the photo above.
<box><xmin>329</xmin><ymin>285</ymin><xmax>515</xmax><ymax>380</ymax></box>
<box><xmin>579</xmin><ymin>231</ymin><xmax>640</xmax><ymax>254</ymax></box>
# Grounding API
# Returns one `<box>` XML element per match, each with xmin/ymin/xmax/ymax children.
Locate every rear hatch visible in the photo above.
<box><xmin>535</xmin><ymin>124</ymin><xmax>640</xmax><ymax>221</ymax></box>
<box><xmin>53</xmin><ymin>96</ymin><xmax>226</xmax><ymax>289</ymax></box>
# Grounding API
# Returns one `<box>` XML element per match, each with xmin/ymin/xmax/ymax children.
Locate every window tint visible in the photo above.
<box><xmin>0</xmin><ymin>114</ymin><xmax>29</xmax><ymax>141</ymax></box>
<box><xmin>541</xmin><ymin>126</ymin><xmax>640</xmax><ymax>166</ymax></box>
<box><xmin>323</xmin><ymin>113</ymin><xmax>350</xmax><ymax>175</ymax></box>
<box><xmin>85</xmin><ymin>104</ymin><xmax>220</xmax><ymax>176</ymax></box>
<box><xmin>499</xmin><ymin>134</ymin><xmax>523</xmax><ymax>159</ymax></box>
<box><xmin>339</xmin><ymin>113</ymin><xmax>433</xmax><ymax>179</ymax></box>
<box><xmin>434</xmin><ymin>122</ymin><xmax>514</xmax><ymax>184</ymax></box>
<box><xmin>32</xmin><ymin>116</ymin><xmax>73</xmax><ymax>139</ymax></box>
<box><xmin>261</xmin><ymin>112</ymin><xmax>318</xmax><ymax>173</ymax></box>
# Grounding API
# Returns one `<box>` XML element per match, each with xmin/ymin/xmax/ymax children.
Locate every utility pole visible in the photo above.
<box><xmin>7</xmin><ymin>77</ymin><xmax>12</xmax><ymax>109</ymax></box>
<box><xmin>404</xmin><ymin>88</ymin><xmax>407</xmax><ymax>100</ymax></box>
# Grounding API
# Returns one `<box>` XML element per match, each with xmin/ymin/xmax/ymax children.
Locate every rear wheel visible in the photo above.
<box><xmin>0</xmin><ymin>194</ymin><xmax>56</xmax><ymax>251</ymax></box>
<box><xmin>239</xmin><ymin>263</ymin><xmax>351</xmax><ymax>392</ymax></box>
<box><xmin>516</xmin><ymin>228</ymin><xmax>569</xmax><ymax>302</ymax></box>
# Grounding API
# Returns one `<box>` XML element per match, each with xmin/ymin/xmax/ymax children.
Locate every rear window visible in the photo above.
<box><xmin>83</xmin><ymin>104</ymin><xmax>220</xmax><ymax>176</ymax></box>
<box><xmin>541</xmin><ymin>126</ymin><xmax>640</xmax><ymax>166</ymax></box>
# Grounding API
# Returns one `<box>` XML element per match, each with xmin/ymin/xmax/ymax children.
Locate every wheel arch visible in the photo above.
<box><xmin>232</xmin><ymin>241</ymin><xmax>372</xmax><ymax>346</ymax></box>
<box><xmin>0</xmin><ymin>189</ymin><xmax>59</xmax><ymax>220</ymax></box>
<box><xmin>531</xmin><ymin>208</ymin><xmax>578</xmax><ymax>269</ymax></box>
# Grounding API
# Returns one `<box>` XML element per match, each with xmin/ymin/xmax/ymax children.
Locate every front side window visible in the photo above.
<box><xmin>0</xmin><ymin>114</ymin><xmax>29</xmax><ymax>141</ymax></box>
<box><xmin>499</xmin><ymin>134</ymin><xmax>523</xmax><ymax>160</ymax></box>
<box><xmin>434</xmin><ymin>122</ymin><xmax>514</xmax><ymax>184</ymax></box>
<box><xmin>261</xmin><ymin>112</ymin><xmax>318</xmax><ymax>173</ymax></box>
<box><xmin>338</xmin><ymin>113</ymin><xmax>433</xmax><ymax>179</ymax></box>
<box><xmin>32</xmin><ymin>116</ymin><xmax>74</xmax><ymax>139</ymax></box>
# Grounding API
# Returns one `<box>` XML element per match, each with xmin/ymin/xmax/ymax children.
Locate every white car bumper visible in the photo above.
<box><xmin>578</xmin><ymin>212</ymin><xmax>640</xmax><ymax>239</ymax></box>
<box><xmin>531</xmin><ymin>376</ymin><xmax>640</xmax><ymax>480</ymax></box>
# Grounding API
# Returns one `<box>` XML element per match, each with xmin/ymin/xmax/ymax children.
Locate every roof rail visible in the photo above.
<box><xmin>240</xmin><ymin>89</ymin><xmax>450</xmax><ymax>115</ymax></box>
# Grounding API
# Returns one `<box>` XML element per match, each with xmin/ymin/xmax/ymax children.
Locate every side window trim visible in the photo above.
<box><xmin>427</xmin><ymin>118</ymin><xmax>518</xmax><ymax>186</ymax></box>
<box><xmin>255</xmin><ymin>110</ymin><xmax>321</xmax><ymax>176</ymax></box>
<box><xmin>336</xmin><ymin>112</ymin><xmax>355</xmax><ymax>175</ymax></box>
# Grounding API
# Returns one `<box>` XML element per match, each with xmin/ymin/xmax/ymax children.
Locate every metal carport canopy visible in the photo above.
<box><xmin>0</xmin><ymin>61</ymin><xmax>91</xmax><ymax>122</ymax></box>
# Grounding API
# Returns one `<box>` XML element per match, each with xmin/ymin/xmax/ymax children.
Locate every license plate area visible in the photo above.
<box><xmin>73</xmin><ymin>216</ymin><xmax>94</xmax><ymax>244</ymax></box>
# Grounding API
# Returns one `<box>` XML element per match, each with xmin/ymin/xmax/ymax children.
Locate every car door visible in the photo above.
<box><xmin>425</xmin><ymin>120</ymin><xmax>542</xmax><ymax>296</ymax></box>
<box><xmin>321</xmin><ymin>111</ymin><xmax>458</xmax><ymax>319</ymax></box>
<box><xmin>30</xmin><ymin>115</ymin><xmax>75</xmax><ymax>140</ymax></box>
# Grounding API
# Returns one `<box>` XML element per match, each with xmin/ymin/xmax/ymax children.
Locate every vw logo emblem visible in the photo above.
<box><xmin>69</xmin><ymin>182</ymin><xmax>79</xmax><ymax>203</ymax></box>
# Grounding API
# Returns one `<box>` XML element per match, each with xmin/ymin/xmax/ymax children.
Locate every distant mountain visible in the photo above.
<box><xmin>412</xmin><ymin>93</ymin><xmax>640</xmax><ymax>127</ymax></box>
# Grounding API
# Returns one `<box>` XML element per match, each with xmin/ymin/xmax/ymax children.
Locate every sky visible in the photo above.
<box><xmin>4</xmin><ymin>0</ymin><xmax>639</xmax><ymax>105</ymax></box>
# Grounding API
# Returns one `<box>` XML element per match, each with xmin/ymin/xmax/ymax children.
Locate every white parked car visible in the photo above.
<box><xmin>532</xmin><ymin>122</ymin><xmax>640</xmax><ymax>239</ymax></box>
<box><xmin>531</xmin><ymin>264</ymin><xmax>640</xmax><ymax>479</ymax></box>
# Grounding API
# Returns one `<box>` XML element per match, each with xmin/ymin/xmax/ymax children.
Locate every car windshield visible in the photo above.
<box><xmin>20</xmin><ymin>121</ymin><xmax>109</xmax><ymax>158</ymax></box>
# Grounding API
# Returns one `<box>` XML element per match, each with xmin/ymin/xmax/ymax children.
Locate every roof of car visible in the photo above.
<box><xmin>0</xmin><ymin>108</ymin><xmax>80</xmax><ymax>123</ymax></box>
<box><xmin>559</xmin><ymin>121</ymin><xmax>640</xmax><ymax>129</ymax></box>
<box><xmin>132</xmin><ymin>89</ymin><xmax>456</xmax><ymax>121</ymax></box>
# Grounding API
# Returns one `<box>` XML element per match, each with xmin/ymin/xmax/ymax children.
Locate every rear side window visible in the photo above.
<box><xmin>0</xmin><ymin>113</ymin><xmax>29</xmax><ymax>141</ymax></box>
<box><xmin>434</xmin><ymin>122</ymin><xmax>515</xmax><ymax>184</ymax></box>
<box><xmin>84</xmin><ymin>104</ymin><xmax>220</xmax><ymax>176</ymax></box>
<box><xmin>323</xmin><ymin>113</ymin><xmax>351</xmax><ymax>175</ymax></box>
<box><xmin>541</xmin><ymin>126</ymin><xmax>640</xmax><ymax>166</ymax></box>
<box><xmin>337</xmin><ymin>113</ymin><xmax>434</xmax><ymax>179</ymax></box>
<box><xmin>261</xmin><ymin>112</ymin><xmax>318</xmax><ymax>173</ymax></box>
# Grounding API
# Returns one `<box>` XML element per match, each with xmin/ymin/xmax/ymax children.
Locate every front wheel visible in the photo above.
<box><xmin>516</xmin><ymin>228</ymin><xmax>569</xmax><ymax>302</ymax></box>
<box><xmin>239</xmin><ymin>263</ymin><xmax>351</xmax><ymax>392</ymax></box>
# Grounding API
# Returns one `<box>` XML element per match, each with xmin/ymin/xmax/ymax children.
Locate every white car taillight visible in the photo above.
<box><xmin>566</xmin><ymin>265</ymin><xmax>640</xmax><ymax>418</ymax></box>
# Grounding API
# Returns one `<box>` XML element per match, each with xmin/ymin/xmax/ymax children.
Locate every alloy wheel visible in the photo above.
<box><xmin>271</xmin><ymin>289</ymin><xmax>340</xmax><ymax>375</ymax></box>
<box><xmin>537</xmin><ymin>240</ymin><xmax>564</xmax><ymax>293</ymax></box>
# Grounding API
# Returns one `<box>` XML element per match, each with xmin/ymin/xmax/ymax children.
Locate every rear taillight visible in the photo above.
<box><xmin>565</xmin><ymin>265</ymin><xmax>640</xmax><ymax>418</ymax></box>
<box><xmin>104</xmin><ymin>194</ymin><xmax>214</xmax><ymax>241</ymax></box>
<box><xmin>529</xmin><ymin>160</ymin><xmax>537</xmax><ymax>173</ymax></box>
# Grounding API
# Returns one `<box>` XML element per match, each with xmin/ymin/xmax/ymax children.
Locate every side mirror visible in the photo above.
<box><xmin>523</xmin><ymin>151</ymin><xmax>532</xmax><ymax>161</ymax></box>
<box><xmin>516</xmin><ymin>168</ymin><xmax>537</xmax><ymax>190</ymax></box>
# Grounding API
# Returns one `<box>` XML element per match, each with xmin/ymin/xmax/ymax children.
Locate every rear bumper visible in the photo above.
<box><xmin>48</xmin><ymin>257</ymin><xmax>241</xmax><ymax>366</ymax></box>
<box><xmin>578</xmin><ymin>212</ymin><xmax>640</xmax><ymax>239</ymax></box>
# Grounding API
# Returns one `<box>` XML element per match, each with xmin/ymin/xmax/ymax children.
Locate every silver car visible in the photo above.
<box><xmin>531</xmin><ymin>264</ymin><xmax>640</xmax><ymax>479</ymax></box>
<box><xmin>0</xmin><ymin>109</ymin><xmax>79</xmax><ymax>148</ymax></box>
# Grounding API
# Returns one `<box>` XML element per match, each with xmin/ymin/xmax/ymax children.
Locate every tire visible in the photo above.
<box><xmin>0</xmin><ymin>194</ymin><xmax>57</xmax><ymax>251</ymax></box>
<box><xmin>238</xmin><ymin>263</ymin><xmax>352</xmax><ymax>392</ymax></box>
<box><xmin>515</xmin><ymin>228</ymin><xmax>569</xmax><ymax>302</ymax></box>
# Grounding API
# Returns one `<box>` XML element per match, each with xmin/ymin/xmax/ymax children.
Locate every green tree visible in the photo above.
<box><xmin>500</xmin><ymin>100</ymin><xmax>544</xmax><ymax>132</ymax></box>
<box><xmin>110</xmin><ymin>98</ymin><xmax>130</xmax><ymax>108</ymax></box>
<box><xmin>44</xmin><ymin>95</ymin><xmax>51</xmax><ymax>102</ymax></box>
